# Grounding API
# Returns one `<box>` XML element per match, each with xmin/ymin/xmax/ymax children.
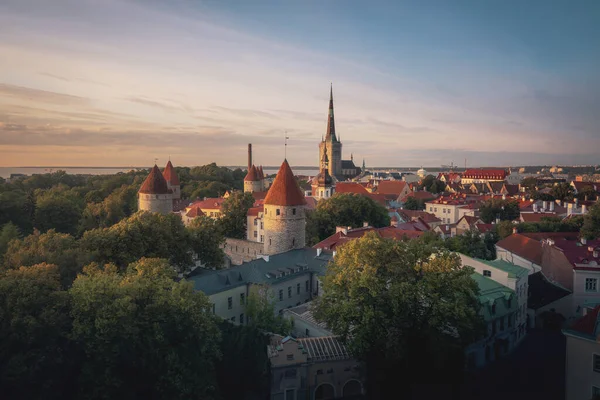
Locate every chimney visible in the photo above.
<box><xmin>316</xmin><ymin>248</ymin><xmax>322</xmax><ymax>257</ymax></box>
<box><xmin>363</xmin><ymin>221</ymin><xmax>369</xmax><ymax>227</ymax></box>
<box><xmin>533</xmin><ymin>203</ymin><xmax>538</xmax><ymax>212</ymax></box>
<box><xmin>549</xmin><ymin>202</ymin><xmax>555</xmax><ymax>211</ymax></box>
<box><xmin>336</xmin><ymin>226</ymin><xmax>349</xmax><ymax>235</ymax></box>
<box><xmin>582</xmin><ymin>238</ymin><xmax>588</xmax><ymax>245</ymax></box>
<box><xmin>502</xmin><ymin>194</ymin><xmax>506</xmax><ymax>200</ymax></box>
<box><xmin>542</xmin><ymin>201</ymin><xmax>548</xmax><ymax>210</ymax></box>
<box><xmin>547</xmin><ymin>238</ymin><xmax>555</xmax><ymax>246</ymax></box>
<box><xmin>575</xmin><ymin>198</ymin><xmax>579</xmax><ymax>205</ymax></box>
<box><xmin>594</xmin><ymin>249</ymin><xmax>599</xmax><ymax>258</ymax></box>
<box><xmin>248</xmin><ymin>143</ymin><xmax>252</xmax><ymax>171</ymax></box>
<box><xmin>512</xmin><ymin>227</ymin><xmax>518</xmax><ymax>234</ymax></box>
<box><xmin>332</xmin><ymin>250</ymin><xmax>337</xmax><ymax>258</ymax></box>
<box><xmin>588</xmin><ymin>246</ymin><xmax>594</xmax><ymax>252</ymax></box>
<box><xmin>582</xmin><ymin>204</ymin><xmax>587</xmax><ymax>214</ymax></box>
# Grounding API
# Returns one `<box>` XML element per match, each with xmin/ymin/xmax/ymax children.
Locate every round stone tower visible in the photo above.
<box><xmin>263</xmin><ymin>159</ymin><xmax>307</xmax><ymax>255</ymax></box>
<box><xmin>162</xmin><ymin>160</ymin><xmax>180</xmax><ymax>200</ymax></box>
<box><xmin>244</xmin><ymin>165</ymin><xmax>262</xmax><ymax>193</ymax></box>
<box><xmin>138</xmin><ymin>164</ymin><xmax>173</xmax><ymax>214</ymax></box>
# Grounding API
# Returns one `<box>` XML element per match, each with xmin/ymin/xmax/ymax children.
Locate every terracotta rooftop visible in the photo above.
<box><xmin>313</xmin><ymin>226</ymin><xmax>423</xmax><ymax>250</ymax></box>
<box><xmin>189</xmin><ymin>197</ymin><xmax>226</xmax><ymax>210</ymax></box>
<box><xmin>247</xmin><ymin>205</ymin><xmax>264</xmax><ymax>217</ymax></box>
<box><xmin>496</xmin><ymin>234</ymin><xmax>542</xmax><ymax>265</ymax></box>
<box><xmin>552</xmin><ymin>238</ymin><xmax>600</xmax><ymax>271</ymax></box>
<box><xmin>376</xmin><ymin>180</ymin><xmax>408</xmax><ymax>196</ymax></box>
<box><xmin>458</xmin><ymin>215</ymin><xmax>483</xmax><ymax>226</ymax></box>
<box><xmin>397</xmin><ymin>210</ymin><xmax>441</xmax><ymax>224</ymax></box>
<box><xmin>251</xmin><ymin>191</ymin><xmax>267</xmax><ymax>201</ymax></box>
<box><xmin>335</xmin><ymin>182</ymin><xmax>370</xmax><ymax>195</ymax></box>
<box><xmin>185</xmin><ymin>207</ymin><xmax>205</xmax><ymax>218</ymax></box>
<box><xmin>258</xmin><ymin>165</ymin><xmax>264</xmax><ymax>180</ymax></box>
<box><xmin>402</xmin><ymin>190</ymin><xmax>437</xmax><ymax>201</ymax></box>
<box><xmin>162</xmin><ymin>160</ymin><xmax>180</xmax><ymax>186</ymax></box>
<box><xmin>264</xmin><ymin>159</ymin><xmax>306</xmax><ymax>206</ymax></box>
<box><xmin>139</xmin><ymin>165</ymin><xmax>171</xmax><ymax>194</ymax></box>
<box><xmin>244</xmin><ymin>165</ymin><xmax>260</xmax><ymax>182</ymax></box>
<box><xmin>463</xmin><ymin>169</ymin><xmax>508</xmax><ymax>180</ymax></box>
<box><xmin>520</xmin><ymin>212</ymin><xmax>560</xmax><ymax>223</ymax></box>
<box><xmin>565</xmin><ymin>305</ymin><xmax>600</xmax><ymax>339</ymax></box>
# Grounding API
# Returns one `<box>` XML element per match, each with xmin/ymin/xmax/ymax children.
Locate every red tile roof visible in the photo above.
<box><xmin>313</xmin><ymin>226</ymin><xmax>424</xmax><ymax>250</ymax></box>
<box><xmin>186</xmin><ymin>207</ymin><xmax>205</xmax><ymax>218</ymax></box>
<box><xmin>521</xmin><ymin>232</ymin><xmax>580</xmax><ymax>241</ymax></box>
<box><xmin>397</xmin><ymin>210</ymin><xmax>441</xmax><ymax>224</ymax></box>
<box><xmin>463</xmin><ymin>169</ymin><xmax>508</xmax><ymax>180</ymax></box>
<box><xmin>496</xmin><ymin>234</ymin><xmax>542</xmax><ymax>265</ymax></box>
<box><xmin>162</xmin><ymin>160</ymin><xmax>180</xmax><ymax>185</ymax></box>
<box><xmin>247</xmin><ymin>205</ymin><xmax>264</xmax><ymax>217</ymax></box>
<box><xmin>189</xmin><ymin>197</ymin><xmax>226</xmax><ymax>210</ymax></box>
<box><xmin>552</xmin><ymin>238</ymin><xmax>600</xmax><ymax>271</ymax></box>
<box><xmin>139</xmin><ymin>165</ymin><xmax>170</xmax><ymax>194</ymax></box>
<box><xmin>572</xmin><ymin>181</ymin><xmax>599</xmax><ymax>193</ymax></box>
<box><xmin>569</xmin><ymin>305</ymin><xmax>600</xmax><ymax>337</ymax></box>
<box><xmin>475</xmin><ymin>223</ymin><xmax>494</xmax><ymax>234</ymax></box>
<box><xmin>458</xmin><ymin>215</ymin><xmax>483</xmax><ymax>226</ymax></box>
<box><xmin>396</xmin><ymin>219</ymin><xmax>430</xmax><ymax>232</ymax></box>
<box><xmin>251</xmin><ymin>191</ymin><xmax>267</xmax><ymax>201</ymax></box>
<box><xmin>335</xmin><ymin>182</ymin><xmax>370</xmax><ymax>194</ymax></box>
<box><xmin>520</xmin><ymin>212</ymin><xmax>559</xmax><ymax>223</ymax></box>
<box><xmin>258</xmin><ymin>165</ymin><xmax>265</xmax><ymax>180</ymax></box>
<box><xmin>402</xmin><ymin>190</ymin><xmax>437</xmax><ymax>201</ymax></box>
<box><xmin>244</xmin><ymin>165</ymin><xmax>260</xmax><ymax>182</ymax></box>
<box><xmin>304</xmin><ymin>196</ymin><xmax>318</xmax><ymax>210</ymax></box>
<box><xmin>376</xmin><ymin>180</ymin><xmax>408</xmax><ymax>196</ymax></box>
<box><xmin>264</xmin><ymin>159</ymin><xmax>306</xmax><ymax>206</ymax></box>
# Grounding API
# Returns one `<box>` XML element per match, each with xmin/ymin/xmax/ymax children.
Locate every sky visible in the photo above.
<box><xmin>0</xmin><ymin>0</ymin><xmax>599</xmax><ymax>168</ymax></box>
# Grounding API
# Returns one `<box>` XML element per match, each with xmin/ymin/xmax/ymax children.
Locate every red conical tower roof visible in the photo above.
<box><xmin>244</xmin><ymin>165</ymin><xmax>260</xmax><ymax>182</ymax></box>
<box><xmin>258</xmin><ymin>165</ymin><xmax>264</xmax><ymax>180</ymax></box>
<box><xmin>264</xmin><ymin>159</ymin><xmax>306</xmax><ymax>206</ymax></box>
<box><xmin>139</xmin><ymin>165</ymin><xmax>170</xmax><ymax>194</ymax></box>
<box><xmin>162</xmin><ymin>160</ymin><xmax>180</xmax><ymax>185</ymax></box>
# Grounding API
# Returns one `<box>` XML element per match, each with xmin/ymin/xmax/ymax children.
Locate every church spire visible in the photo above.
<box><xmin>325</xmin><ymin>84</ymin><xmax>337</xmax><ymax>142</ymax></box>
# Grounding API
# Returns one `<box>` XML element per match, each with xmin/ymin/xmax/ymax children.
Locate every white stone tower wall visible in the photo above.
<box><xmin>138</xmin><ymin>193</ymin><xmax>173</xmax><ymax>214</ymax></box>
<box><xmin>263</xmin><ymin>204</ymin><xmax>306</xmax><ymax>255</ymax></box>
<box><xmin>244</xmin><ymin>180</ymin><xmax>263</xmax><ymax>193</ymax></box>
<box><xmin>166</xmin><ymin>183</ymin><xmax>181</xmax><ymax>200</ymax></box>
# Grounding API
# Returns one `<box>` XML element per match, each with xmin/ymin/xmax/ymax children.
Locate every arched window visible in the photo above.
<box><xmin>315</xmin><ymin>383</ymin><xmax>335</xmax><ymax>400</ymax></box>
<box><xmin>343</xmin><ymin>380</ymin><xmax>362</xmax><ymax>397</ymax></box>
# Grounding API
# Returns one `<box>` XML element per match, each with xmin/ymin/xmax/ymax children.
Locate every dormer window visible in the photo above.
<box><xmin>483</xmin><ymin>270</ymin><xmax>492</xmax><ymax>277</ymax></box>
<box><xmin>491</xmin><ymin>304</ymin><xmax>496</xmax><ymax>315</ymax></box>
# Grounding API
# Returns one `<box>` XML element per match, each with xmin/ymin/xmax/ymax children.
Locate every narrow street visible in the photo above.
<box><xmin>461</xmin><ymin>329</ymin><xmax>566</xmax><ymax>400</ymax></box>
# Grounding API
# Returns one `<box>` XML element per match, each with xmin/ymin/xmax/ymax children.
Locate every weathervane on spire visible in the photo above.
<box><xmin>284</xmin><ymin>132</ymin><xmax>290</xmax><ymax>159</ymax></box>
<box><xmin>154</xmin><ymin>157</ymin><xmax>158</xmax><ymax>166</ymax></box>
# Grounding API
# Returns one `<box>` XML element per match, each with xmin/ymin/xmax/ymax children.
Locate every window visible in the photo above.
<box><xmin>586</xmin><ymin>278</ymin><xmax>598</xmax><ymax>292</ymax></box>
<box><xmin>231</xmin><ymin>316</ymin><xmax>235</xmax><ymax>322</ymax></box>
<box><xmin>240</xmin><ymin>293</ymin><xmax>245</xmax><ymax>305</ymax></box>
<box><xmin>293</xmin><ymin>208</ymin><xmax>296</xmax><ymax>215</ymax></box>
<box><xmin>429</xmin><ymin>207</ymin><xmax>433</xmax><ymax>212</ymax></box>
<box><xmin>508</xmin><ymin>314</ymin><xmax>512</xmax><ymax>328</ymax></box>
<box><xmin>269</xmin><ymin>239</ymin><xmax>272</xmax><ymax>246</ymax></box>
<box><xmin>507</xmin><ymin>298</ymin><xmax>512</xmax><ymax>308</ymax></box>
<box><xmin>286</xmin><ymin>354</ymin><xmax>294</xmax><ymax>361</ymax></box>
<box><xmin>594</xmin><ymin>354</ymin><xmax>600</xmax><ymax>372</ymax></box>
<box><xmin>292</xmin><ymin>238</ymin><xmax>295</xmax><ymax>246</ymax></box>
<box><xmin>253</xmin><ymin>231</ymin><xmax>257</xmax><ymax>238</ymax></box>
<box><xmin>254</xmin><ymin>218</ymin><xmax>257</xmax><ymax>226</ymax></box>
<box><xmin>306</xmin><ymin>280</ymin><xmax>309</xmax><ymax>292</ymax></box>
<box><xmin>442</xmin><ymin>209</ymin><xmax>446</xmax><ymax>213</ymax></box>
<box><xmin>491</xmin><ymin>304</ymin><xmax>496</xmax><ymax>315</ymax></box>
<box><xmin>316</xmin><ymin>369</ymin><xmax>323</xmax><ymax>375</ymax></box>
<box><xmin>288</xmin><ymin>286</ymin><xmax>292</xmax><ymax>298</ymax></box>
<box><xmin>491</xmin><ymin>321</ymin><xmax>496</xmax><ymax>335</ymax></box>
<box><xmin>212</xmin><ymin>303</ymin><xmax>215</xmax><ymax>314</ymax></box>
<box><xmin>276</xmin><ymin>209</ymin><xmax>280</xmax><ymax>216</ymax></box>
<box><xmin>500</xmin><ymin>317</ymin><xmax>504</xmax><ymax>331</ymax></box>
<box><xmin>260</xmin><ymin>235</ymin><xmax>264</xmax><ymax>242</ymax></box>
<box><xmin>228</xmin><ymin>297</ymin><xmax>232</xmax><ymax>310</ymax></box>
<box><xmin>483</xmin><ymin>270</ymin><xmax>492</xmax><ymax>277</ymax></box>
<box><xmin>434</xmin><ymin>207</ymin><xmax>438</xmax><ymax>212</ymax></box>
<box><xmin>593</xmin><ymin>386</ymin><xmax>600</xmax><ymax>398</ymax></box>
<box><xmin>284</xmin><ymin>369</ymin><xmax>297</xmax><ymax>379</ymax></box>
<box><xmin>260</xmin><ymin>222</ymin><xmax>263</xmax><ymax>229</ymax></box>
<box><xmin>240</xmin><ymin>314</ymin><xmax>244</xmax><ymax>324</ymax></box>
<box><xmin>305</xmin><ymin>328</ymin><xmax>310</xmax><ymax>337</ymax></box>
<box><xmin>297</xmin><ymin>283</ymin><xmax>301</xmax><ymax>295</ymax></box>
<box><xmin>279</xmin><ymin>290</ymin><xmax>283</xmax><ymax>301</ymax></box>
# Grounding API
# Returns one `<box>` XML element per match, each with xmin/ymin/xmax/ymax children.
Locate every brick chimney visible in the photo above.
<box><xmin>248</xmin><ymin>143</ymin><xmax>252</xmax><ymax>171</ymax></box>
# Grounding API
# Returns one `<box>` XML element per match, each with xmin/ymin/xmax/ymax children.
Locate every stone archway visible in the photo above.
<box><xmin>315</xmin><ymin>383</ymin><xmax>335</xmax><ymax>400</ymax></box>
<box><xmin>343</xmin><ymin>379</ymin><xmax>362</xmax><ymax>397</ymax></box>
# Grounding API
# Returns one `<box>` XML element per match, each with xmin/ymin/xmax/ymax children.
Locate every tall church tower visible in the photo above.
<box><xmin>319</xmin><ymin>85</ymin><xmax>342</xmax><ymax>179</ymax></box>
<box><xmin>312</xmin><ymin>152</ymin><xmax>334</xmax><ymax>200</ymax></box>
<box><xmin>263</xmin><ymin>159</ymin><xmax>306</xmax><ymax>255</ymax></box>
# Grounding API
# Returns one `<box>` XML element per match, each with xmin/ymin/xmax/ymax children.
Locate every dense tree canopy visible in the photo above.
<box><xmin>582</xmin><ymin>203</ymin><xmax>600</xmax><ymax>240</ymax></box>
<box><xmin>445</xmin><ymin>230</ymin><xmax>497</xmax><ymax>260</ymax></box>
<box><xmin>314</xmin><ymin>233</ymin><xmax>484</xmax><ymax>399</ymax></box>
<box><xmin>419</xmin><ymin>175</ymin><xmax>445</xmax><ymax>194</ymax></box>
<box><xmin>306</xmin><ymin>193</ymin><xmax>390</xmax><ymax>245</ymax></box>
<box><xmin>219</xmin><ymin>192</ymin><xmax>256</xmax><ymax>239</ymax></box>
<box><xmin>403</xmin><ymin>196</ymin><xmax>426</xmax><ymax>210</ymax></box>
<box><xmin>550</xmin><ymin>182</ymin><xmax>574</xmax><ymax>201</ymax></box>
<box><xmin>479</xmin><ymin>199</ymin><xmax>520</xmax><ymax>223</ymax></box>
<box><xmin>245</xmin><ymin>286</ymin><xmax>291</xmax><ymax>336</ymax></box>
<box><xmin>187</xmin><ymin>216</ymin><xmax>226</xmax><ymax>268</ymax></box>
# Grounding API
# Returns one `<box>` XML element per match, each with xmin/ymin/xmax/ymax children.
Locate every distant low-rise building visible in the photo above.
<box><xmin>461</xmin><ymin>168</ymin><xmax>508</xmax><ymax>184</ymax></box>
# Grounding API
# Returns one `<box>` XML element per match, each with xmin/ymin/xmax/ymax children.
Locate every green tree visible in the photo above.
<box><xmin>187</xmin><ymin>216</ymin><xmax>226</xmax><ymax>268</ymax></box>
<box><xmin>220</xmin><ymin>192</ymin><xmax>255</xmax><ymax>239</ymax></box>
<box><xmin>445</xmin><ymin>230</ymin><xmax>495</xmax><ymax>260</ymax></box>
<box><xmin>2</xmin><ymin>230</ymin><xmax>89</xmax><ymax>288</ymax></box>
<box><xmin>0</xmin><ymin>222</ymin><xmax>21</xmax><ymax>257</ymax></box>
<box><xmin>403</xmin><ymin>197</ymin><xmax>425</xmax><ymax>210</ymax></box>
<box><xmin>419</xmin><ymin>175</ymin><xmax>445</xmax><ymax>194</ymax></box>
<box><xmin>314</xmin><ymin>233</ymin><xmax>484</xmax><ymax>399</ymax></box>
<box><xmin>80</xmin><ymin>211</ymin><xmax>193</xmax><ymax>272</ymax></box>
<box><xmin>550</xmin><ymin>182</ymin><xmax>574</xmax><ymax>201</ymax></box>
<box><xmin>0</xmin><ymin>190</ymin><xmax>31</xmax><ymax>233</ymax></box>
<box><xmin>582</xmin><ymin>203</ymin><xmax>600</xmax><ymax>240</ymax></box>
<box><xmin>0</xmin><ymin>263</ymin><xmax>76</xmax><ymax>399</ymax></box>
<box><xmin>216</xmin><ymin>321</ymin><xmax>270</xmax><ymax>400</ymax></box>
<box><xmin>496</xmin><ymin>220</ymin><xmax>516</xmax><ymax>239</ymax></box>
<box><xmin>479</xmin><ymin>199</ymin><xmax>520</xmax><ymax>223</ymax></box>
<box><xmin>245</xmin><ymin>286</ymin><xmax>291</xmax><ymax>335</ymax></box>
<box><xmin>35</xmin><ymin>192</ymin><xmax>83</xmax><ymax>235</ymax></box>
<box><xmin>306</xmin><ymin>193</ymin><xmax>390</xmax><ymax>244</ymax></box>
<box><xmin>521</xmin><ymin>177</ymin><xmax>538</xmax><ymax>193</ymax></box>
<box><xmin>69</xmin><ymin>258</ymin><xmax>221</xmax><ymax>400</ymax></box>
<box><xmin>78</xmin><ymin>185</ymin><xmax>138</xmax><ymax>233</ymax></box>
<box><xmin>576</xmin><ymin>185</ymin><xmax>598</xmax><ymax>201</ymax></box>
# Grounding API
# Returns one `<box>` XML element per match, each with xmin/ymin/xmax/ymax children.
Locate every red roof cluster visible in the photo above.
<box><xmin>247</xmin><ymin>205</ymin><xmax>264</xmax><ymax>217</ymax></box>
<box><xmin>244</xmin><ymin>165</ymin><xmax>260</xmax><ymax>182</ymax></box>
<box><xmin>520</xmin><ymin>212</ymin><xmax>559</xmax><ymax>223</ymax></box>
<box><xmin>569</xmin><ymin>305</ymin><xmax>600</xmax><ymax>337</ymax></box>
<box><xmin>189</xmin><ymin>197</ymin><xmax>226</xmax><ymax>210</ymax></box>
<box><xmin>139</xmin><ymin>165</ymin><xmax>171</xmax><ymax>194</ymax></box>
<box><xmin>496</xmin><ymin>233</ymin><xmax>543</xmax><ymax>265</ymax></box>
<box><xmin>551</xmin><ymin>238</ymin><xmax>600</xmax><ymax>271</ymax></box>
<box><xmin>162</xmin><ymin>160</ymin><xmax>180</xmax><ymax>185</ymax></box>
<box><xmin>396</xmin><ymin>209</ymin><xmax>441</xmax><ymax>224</ymax></box>
<box><xmin>335</xmin><ymin>182</ymin><xmax>370</xmax><ymax>195</ymax></box>
<box><xmin>264</xmin><ymin>160</ymin><xmax>306</xmax><ymax>206</ymax></box>
<box><xmin>375</xmin><ymin>180</ymin><xmax>408</xmax><ymax>196</ymax></box>
<box><xmin>463</xmin><ymin>169</ymin><xmax>508</xmax><ymax>180</ymax></box>
<box><xmin>185</xmin><ymin>207</ymin><xmax>205</xmax><ymax>218</ymax></box>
